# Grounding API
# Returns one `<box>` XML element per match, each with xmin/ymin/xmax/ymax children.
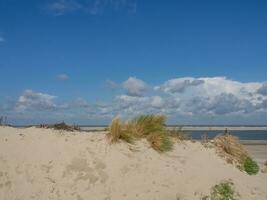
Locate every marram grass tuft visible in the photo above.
<box><xmin>107</xmin><ymin>114</ymin><xmax>173</xmax><ymax>152</ymax></box>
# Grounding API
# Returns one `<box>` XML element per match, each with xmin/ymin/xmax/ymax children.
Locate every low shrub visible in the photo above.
<box><xmin>209</xmin><ymin>180</ymin><xmax>237</xmax><ymax>200</ymax></box>
<box><xmin>242</xmin><ymin>157</ymin><xmax>259</xmax><ymax>175</ymax></box>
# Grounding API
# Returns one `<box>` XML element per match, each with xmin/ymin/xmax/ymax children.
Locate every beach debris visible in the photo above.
<box><xmin>38</xmin><ymin>122</ymin><xmax>80</xmax><ymax>131</ymax></box>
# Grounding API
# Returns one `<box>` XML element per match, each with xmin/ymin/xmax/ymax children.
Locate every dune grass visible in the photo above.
<box><xmin>213</xmin><ymin>134</ymin><xmax>249</xmax><ymax>164</ymax></box>
<box><xmin>107</xmin><ymin>114</ymin><xmax>174</xmax><ymax>152</ymax></box>
<box><xmin>107</xmin><ymin>117</ymin><xmax>134</xmax><ymax>144</ymax></box>
<box><xmin>147</xmin><ymin>132</ymin><xmax>173</xmax><ymax>152</ymax></box>
<box><xmin>131</xmin><ymin>114</ymin><xmax>166</xmax><ymax>136</ymax></box>
<box><xmin>213</xmin><ymin>134</ymin><xmax>259</xmax><ymax>175</ymax></box>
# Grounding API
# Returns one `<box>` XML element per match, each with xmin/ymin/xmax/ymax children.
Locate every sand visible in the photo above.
<box><xmin>0</xmin><ymin>127</ymin><xmax>267</xmax><ymax>200</ymax></box>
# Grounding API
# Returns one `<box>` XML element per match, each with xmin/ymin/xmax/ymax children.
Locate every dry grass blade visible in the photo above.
<box><xmin>213</xmin><ymin>134</ymin><xmax>249</xmax><ymax>164</ymax></box>
<box><xmin>107</xmin><ymin>117</ymin><xmax>122</xmax><ymax>143</ymax></box>
<box><xmin>107</xmin><ymin>117</ymin><xmax>134</xmax><ymax>143</ymax></box>
<box><xmin>107</xmin><ymin>114</ymin><xmax>173</xmax><ymax>152</ymax></box>
<box><xmin>147</xmin><ymin>132</ymin><xmax>173</xmax><ymax>152</ymax></box>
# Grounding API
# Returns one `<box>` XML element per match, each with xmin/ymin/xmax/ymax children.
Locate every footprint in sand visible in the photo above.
<box><xmin>64</xmin><ymin>157</ymin><xmax>108</xmax><ymax>186</ymax></box>
<box><xmin>0</xmin><ymin>171</ymin><xmax>12</xmax><ymax>190</ymax></box>
<box><xmin>41</xmin><ymin>160</ymin><xmax>53</xmax><ymax>173</ymax></box>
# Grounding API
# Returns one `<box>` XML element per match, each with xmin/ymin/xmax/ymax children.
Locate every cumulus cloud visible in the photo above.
<box><xmin>5</xmin><ymin>76</ymin><xmax>267</xmax><ymax>124</ymax></box>
<box><xmin>153</xmin><ymin>77</ymin><xmax>265</xmax><ymax>116</ymax></box>
<box><xmin>15</xmin><ymin>90</ymin><xmax>57</xmax><ymax>112</ymax></box>
<box><xmin>56</xmin><ymin>73</ymin><xmax>69</xmax><ymax>81</ymax></box>
<box><xmin>204</xmin><ymin>93</ymin><xmax>253</xmax><ymax>115</ymax></box>
<box><xmin>122</xmin><ymin>77</ymin><xmax>148</xmax><ymax>97</ymax></box>
<box><xmin>151</xmin><ymin>96</ymin><xmax>164</xmax><ymax>108</ymax></box>
<box><xmin>155</xmin><ymin>77</ymin><xmax>204</xmax><ymax>93</ymax></box>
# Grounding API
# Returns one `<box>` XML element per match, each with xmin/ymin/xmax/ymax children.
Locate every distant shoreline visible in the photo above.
<box><xmin>10</xmin><ymin>125</ymin><xmax>267</xmax><ymax>131</ymax></box>
<box><xmin>79</xmin><ymin>126</ymin><xmax>267</xmax><ymax>132</ymax></box>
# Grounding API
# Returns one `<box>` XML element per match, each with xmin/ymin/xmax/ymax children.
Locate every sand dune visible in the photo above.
<box><xmin>0</xmin><ymin>127</ymin><xmax>266</xmax><ymax>200</ymax></box>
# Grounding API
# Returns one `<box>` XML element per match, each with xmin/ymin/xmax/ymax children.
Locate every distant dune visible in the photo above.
<box><xmin>0</xmin><ymin>127</ymin><xmax>267</xmax><ymax>200</ymax></box>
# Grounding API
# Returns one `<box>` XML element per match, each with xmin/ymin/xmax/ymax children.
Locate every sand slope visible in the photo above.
<box><xmin>0</xmin><ymin>127</ymin><xmax>266</xmax><ymax>200</ymax></box>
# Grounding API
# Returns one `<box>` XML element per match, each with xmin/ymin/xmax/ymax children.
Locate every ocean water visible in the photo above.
<box><xmin>185</xmin><ymin>130</ymin><xmax>267</xmax><ymax>140</ymax></box>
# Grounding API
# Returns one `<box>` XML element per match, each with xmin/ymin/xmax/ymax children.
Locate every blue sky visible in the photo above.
<box><xmin>1</xmin><ymin>0</ymin><xmax>267</xmax><ymax>125</ymax></box>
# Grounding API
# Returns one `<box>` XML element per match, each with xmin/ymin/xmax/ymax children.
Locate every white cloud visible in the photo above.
<box><xmin>155</xmin><ymin>77</ymin><xmax>204</xmax><ymax>93</ymax></box>
<box><xmin>56</xmin><ymin>73</ymin><xmax>69</xmax><ymax>81</ymax></box>
<box><xmin>151</xmin><ymin>96</ymin><xmax>164</xmax><ymax>108</ymax></box>
<box><xmin>153</xmin><ymin>77</ymin><xmax>265</xmax><ymax>116</ymax></box>
<box><xmin>5</xmin><ymin>77</ymin><xmax>267</xmax><ymax>124</ymax></box>
<box><xmin>123</xmin><ymin>77</ymin><xmax>148</xmax><ymax>97</ymax></box>
<box><xmin>15</xmin><ymin>90</ymin><xmax>56</xmax><ymax>112</ymax></box>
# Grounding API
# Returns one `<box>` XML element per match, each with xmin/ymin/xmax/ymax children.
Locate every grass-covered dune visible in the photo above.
<box><xmin>0</xmin><ymin>116</ymin><xmax>266</xmax><ymax>200</ymax></box>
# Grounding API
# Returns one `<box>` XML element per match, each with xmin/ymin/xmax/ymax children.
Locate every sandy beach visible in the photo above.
<box><xmin>0</xmin><ymin>126</ymin><xmax>267</xmax><ymax>200</ymax></box>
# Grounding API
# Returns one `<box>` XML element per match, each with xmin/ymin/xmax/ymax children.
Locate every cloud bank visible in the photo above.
<box><xmin>2</xmin><ymin>77</ymin><xmax>267</xmax><ymax>124</ymax></box>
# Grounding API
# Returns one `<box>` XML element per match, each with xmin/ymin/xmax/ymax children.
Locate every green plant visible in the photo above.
<box><xmin>242</xmin><ymin>157</ymin><xmax>259</xmax><ymax>175</ymax></box>
<box><xmin>210</xmin><ymin>180</ymin><xmax>236</xmax><ymax>200</ymax></box>
<box><xmin>132</xmin><ymin>114</ymin><xmax>166</xmax><ymax>136</ymax></box>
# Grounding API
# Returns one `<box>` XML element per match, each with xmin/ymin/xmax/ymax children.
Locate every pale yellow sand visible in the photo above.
<box><xmin>0</xmin><ymin>127</ymin><xmax>267</xmax><ymax>200</ymax></box>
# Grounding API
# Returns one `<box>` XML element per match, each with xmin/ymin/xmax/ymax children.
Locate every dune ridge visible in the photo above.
<box><xmin>0</xmin><ymin>127</ymin><xmax>266</xmax><ymax>200</ymax></box>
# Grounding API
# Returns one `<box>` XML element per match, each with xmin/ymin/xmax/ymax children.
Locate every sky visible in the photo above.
<box><xmin>1</xmin><ymin>0</ymin><xmax>267</xmax><ymax>125</ymax></box>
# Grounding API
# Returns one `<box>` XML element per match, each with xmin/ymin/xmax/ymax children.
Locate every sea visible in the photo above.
<box><xmin>184</xmin><ymin>130</ymin><xmax>267</xmax><ymax>140</ymax></box>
